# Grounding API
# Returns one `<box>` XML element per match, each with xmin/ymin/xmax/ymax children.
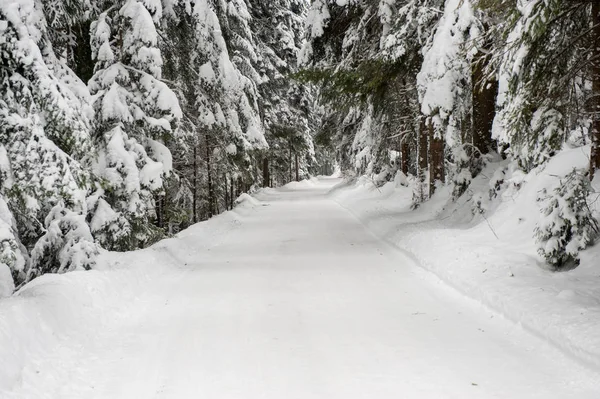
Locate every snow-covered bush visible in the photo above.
<box><xmin>535</xmin><ymin>169</ymin><xmax>600</xmax><ymax>269</ymax></box>
<box><xmin>0</xmin><ymin>197</ymin><xmax>26</xmax><ymax>295</ymax></box>
<box><xmin>29</xmin><ymin>204</ymin><xmax>99</xmax><ymax>280</ymax></box>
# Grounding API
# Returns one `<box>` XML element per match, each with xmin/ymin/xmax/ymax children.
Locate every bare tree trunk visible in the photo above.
<box><xmin>206</xmin><ymin>135</ymin><xmax>214</xmax><ymax>218</ymax></box>
<box><xmin>224</xmin><ymin>174</ymin><xmax>229</xmax><ymax>211</ymax></box>
<box><xmin>262</xmin><ymin>157</ymin><xmax>270</xmax><ymax>187</ymax></box>
<box><xmin>418</xmin><ymin>116</ymin><xmax>429</xmax><ymax>202</ymax></box>
<box><xmin>401</xmin><ymin>141</ymin><xmax>410</xmax><ymax>175</ymax></box>
<box><xmin>472</xmin><ymin>52</ymin><xmax>498</xmax><ymax>156</ymax></box>
<box><xmin>230</xmin><ymin>177</ymin><xmax>234</xmax><ymax>209</ymax></box>
<box><xmin>289</xmin><ymin>145</ymin><xmax>293</xmax><ymax>183</ymax></box>
<box><xmin>156</xmin><ymin>195</ymin><xmax>163</xmax><ymax>228</ymax></box>
<box><xmin>192</xmin><ymin>144</ymin><xmax>198</xmax><ymax>224</ymax></box>
<box><xmin>591</xmin><ymin>2</ymin><xmax>600</xmax><ymax>180</ymax></box>
<box><xmin>295</xmin><ymin>152</ymin><xmax>299</xmax><ymax>182</ymax></box>
<box><xmin>429</xmin><ymin>120</ymin><xmax>445</xmax><ymax>196</ymax></box>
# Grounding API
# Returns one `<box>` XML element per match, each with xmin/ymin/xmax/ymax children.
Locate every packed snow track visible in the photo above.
<box><xmin>2</xmin><ymin>178</ymin><xmax>600</xmax><ymax>398</ymax></box>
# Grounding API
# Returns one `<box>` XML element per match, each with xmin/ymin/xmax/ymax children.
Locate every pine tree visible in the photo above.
<box><xmin>249</xmin><ymin>0</ymin><xmax>315</xmax><ymax>186</ymax></box>
<box><xmin>1</xmin><ymin>0</ymin><xmax>95</xmax><ymax>285</ymax></box>
<box><xmin>485</xmin><ymin>0</ymin><xmax>589</xmax><ymax>171</ymax></box>
<box><xmin>88</xmin><ymin>0</ymin><xmax>182</xmax><ymax>250</ymax></box>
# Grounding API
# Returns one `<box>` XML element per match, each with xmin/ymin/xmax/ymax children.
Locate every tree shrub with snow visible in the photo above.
<box><xmin>0</xmin><ymin>196</ymin><xmax>26</xmax><ymax>295</ymax></box>
<box><xmin>535</xmin><ymin>169</ymin><xmax>600</xmax><ymax>269</ymax></box>
<box><xmin>29</xmin><ymin>204</ymin><xmax>99</xmax><ymax>280</ymax></box>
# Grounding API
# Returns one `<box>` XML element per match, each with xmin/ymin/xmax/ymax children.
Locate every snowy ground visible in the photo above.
<box><xmin>2</xmin><ymin>178</ymin><xmax>600</xmax><ymax>398</ymax></box>
<box><xmin>331</xmin><ymin>147</ymin><xmax>600</xmax><ymax>373</ymax></box>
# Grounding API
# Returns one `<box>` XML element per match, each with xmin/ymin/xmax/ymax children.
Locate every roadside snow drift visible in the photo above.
<box><xmin>331</xmin><ymin>147</ymin><xmax>600</xmax><ymax>371</ymax></box>
<box><xmin>1</xmin><ymin>178</ymin><xmax>600</xmax><ymax>398</ymax></box>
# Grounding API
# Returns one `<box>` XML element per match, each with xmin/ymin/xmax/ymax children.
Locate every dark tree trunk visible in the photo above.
<box><xmin>295</xmin><ymin>152</ymin><xmax>299</xmax><ymax>181</ymax></box>
<box><xmin>224</xmin><ymin>174</ymin><xmax>229</xmax><ymax>211</ymax></box>
<box><xmin>418</xmin><ymin>116</ymin><xmax>429</xmax><ymax>176</ymax></box>
<box><xmin>262</xmin><ymin>157</ymin><xmax>270</xmax><ymax>187</ymax></box>
<box><xmin>206</xmin><ymin>135</ymin><xmax>214</xmax><ymax>218</ymax></box>
<box><xmin>591</xmin><ymin>2</ymin><xmax>600</xmax><ymax>180</ymax></box>
<box><xmin>156</xmin><ymin>195</ymin><xmax>164</xmax><ymax>228</ymax></box>
<box><xmin>401</xmin><ymin>141</ymin><xmax>410</xmax><ymax>175</ymax></box>
<box><xmin>192</xmin><ymin>144</ymin><xmax>198</xmax><ymax>224</ymax></box>
<box><xmin>289</xmin><ymin>145</ymin><xmax>293</xmax><ymax>183</ymax></box>
<box><xmin>472</xmin><ymin>52</ymin><xmax>498</xmax><ymax>156</ymax></box>
<box><xmin>429</xmin><ymin>121</ymin><xmax>445</xmax><ymax>196</ymax></box>
<box><xmin>230</xmin><ymin>177</ymin><xmax>234</xmax><ymax>209</ymax></box>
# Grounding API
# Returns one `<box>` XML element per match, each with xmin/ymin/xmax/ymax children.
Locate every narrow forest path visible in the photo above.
<box><xmin>5</xmin><ymin>179</ymin><xmax>600</xmax><ymax>399</ymax></box>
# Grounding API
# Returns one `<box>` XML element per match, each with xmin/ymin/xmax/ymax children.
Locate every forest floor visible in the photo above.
<box><xmin>1</xmin><ymin>178</ymin><xmax>600</xmax><ymax>398</ymax></box>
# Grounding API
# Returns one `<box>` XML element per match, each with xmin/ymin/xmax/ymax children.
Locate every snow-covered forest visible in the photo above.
<box><xmin>2</xmin><ymin>0</ymin><xmax>600</xmax><ymax>395</ymax></box>
<box><xmin>0</xmin><ymin>0</ymin><xmax>322</xmax><ymax>294</ymax></box>
<box><xmin>299</xmin><ymin>0</ymin><xmax>600</xmax><ymax>268</ymax></box>
<box><xmin>1</xmin><ymin>0</ymin><xmax>599</xmax><ymax>294</ymax></box>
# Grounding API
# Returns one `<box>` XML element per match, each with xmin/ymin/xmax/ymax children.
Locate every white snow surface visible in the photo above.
<box><xmin>331</xmin><ymin>147</ymin><xmax>600</xmax><ymax>372</ymax></box>
<box><xmin>1</xmin><ymin>178</ymin><xmax>600</xmax><ymax>398</ymax></box>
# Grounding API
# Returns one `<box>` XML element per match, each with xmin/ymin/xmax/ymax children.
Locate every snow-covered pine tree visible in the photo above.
<box><xmin>88</xmin><ymin>0</ymin><xmax>182</xmax><ymax>250</ymax></box>
<box><xmin>486</xmin><ymin>0</ymin><xmax>589</xmax><ymax>171</ymax></box>
<box><xmin>417</xmin><ymin>0</ymin><xmax>484</xmax><ymax>197</ymax></box>
<box><xmin>249</xmin><ymin>0</ymin><xmax>315</xmax><ymax>186</ymax></box>
<box><xmin>1</xmin><ymin>0</ymin><xmax>97</xmax><ymax>286</ymax></box>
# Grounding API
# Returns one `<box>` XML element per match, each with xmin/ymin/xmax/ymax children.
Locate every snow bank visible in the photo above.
<box><xmin>234</xmin><ymin>192</ymin><xmax>261</xmax><ymax>208</ymax></box>
<box><xmin>0</xmin><ymin>195</ymin><xmax>258</xmax><ymax>392</ymax></box>
<box><xmin>331</xmin><ymin>147</ymin><xmax>600</xmax><ymax>370</ymax></box>
<box><xmin>283</xmin><ymin>178</ymin><xmax>317</xmax><ymax>190</ymax></box>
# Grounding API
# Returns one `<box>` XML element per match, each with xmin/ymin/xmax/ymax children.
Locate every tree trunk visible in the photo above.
<box><xmin>591</xmin><ymin>2</ymin><xmax>600</xmax><ymax>180</ymax></box>
<box><xmin>472</xmin><ymin>52</ymin><xmax>498</xmax><ymax>156</ymax></box>
<box><xmin>206</xmin><ymin>135</ymin><xmax>214</xmax><ymax>218</ymax></box>
<box><xmin>429</xmin><ymin>120</ymin><xmax>445</xmax><ymax>196</ymax></box>
<box><xmin>192</xmin><ymin>144</ymin><xmax>198</xmax><ymax>224</ymax></box>
<box><xmin>230</xmin><ymin>177</ymin><xmax>234</xmax><ymax>209</ymax></box>
<box><xmin>156</xmin><ymin>195</ymin><xmax>163</xmax><ymax>228</ymax></box>
<box><xmin>295</xmin><ymin>152</ymin><xmax>299</xmax><ymax>182</ymax></box>
<box><xmin>401</xmin><ymin>140</ymin><xmax>410</xmax><ymax>175</ymax></box>
<box><xmin>415</xmin><ymin>116</ymin><xmax>429</xmax><ymax>203</ymax></box>
<box><xmin>289</xmin><ymin>145</ymin><xmax>293</xmax><ymax>183</ymax></box>
<box><xmin>224</xmin><ymin>174</ymin><xmax>229</xmax><ymax>211</ymax></box>
<box><xmin>262</xmin><ymin>157</ymin><xmax>270</xmax><ymax>187</ymax></box>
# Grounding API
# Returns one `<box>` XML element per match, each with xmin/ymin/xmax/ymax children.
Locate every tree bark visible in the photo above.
<box><xmin>429</xmin><ymin>120</ymin><xmax>445</xmax><ymax>196</ymax></box>
<box><xmin>591</xmin><ymin>2</ymin><xmax>600</xmax><ymax>180</ymax></box>
<box><xmin>295</xmin><ymin>152</ymin><xmax>299</xmax><ymax>182</ymax></box>
<box><xmin>472</xmin><ymin>52</ymin><xmax>498</xmax><ymax>156</ymax></box>
<box><xmin>415</xmin><ymin>116</ymin><xmax>429</xmax><ymax>203</ymax></box>
<box><xmin>224</xmin><ymin>174</ymin><xmax>229</xmax><ymax>211</ymax></box>
<box><xmin>289</xmin><ymin>145</ymin><xmax>293</xmax><ymax>183</ymax></box>
<box><xmin>401</xmin><ymin>140</ymin><xmax>410</xmax><ymax>175</ymax></box>
<box><xmin>206</xmin><ymin>135</ymin><xmax>214</xmax><ymax>218</ymax></box>
<box><xmin>262</xmin><ymin>157</ymin><xmax>270</xmax><ymax>187</ymax></box>
<box><xmin>192</xmin><ymin>144</ymin><xmax>198</xmax><ymax>224</ymax></box>
<box><xmin>156</xmin><ymin>195</ymin><xmax>164</xmax><ymax>228</ymax></box>
<box><xmin>230</xmin><ymin>177</ymin><xmax>234</xmax><ymax>209</ymax></box>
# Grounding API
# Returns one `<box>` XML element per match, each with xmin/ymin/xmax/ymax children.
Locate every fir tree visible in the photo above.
<box><xmin>88</xmin><ymin>0</ymin><xmax>182</xmax><ymax>250</ymax></box>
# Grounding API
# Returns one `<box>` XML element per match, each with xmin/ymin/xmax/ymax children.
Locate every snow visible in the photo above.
<box><xmin>1</xmin><ymin>179</ymin><xmax>600</xmax><ymax>397</ymax></box>
<box><xmin>0</xmin><ymin>263</ymin><xmax>13</xmax><ymax>298</ymax></box>
<box><xmin>331</xmin><ymin>146</ymin><xmax>600</xmax><ymax>371</ymax></box>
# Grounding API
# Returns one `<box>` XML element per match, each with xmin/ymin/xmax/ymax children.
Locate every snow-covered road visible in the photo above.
<box><xmin>4</xmin><ymin>178</ymin><xmax>600</xmax><ymax>398</ymax></box>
